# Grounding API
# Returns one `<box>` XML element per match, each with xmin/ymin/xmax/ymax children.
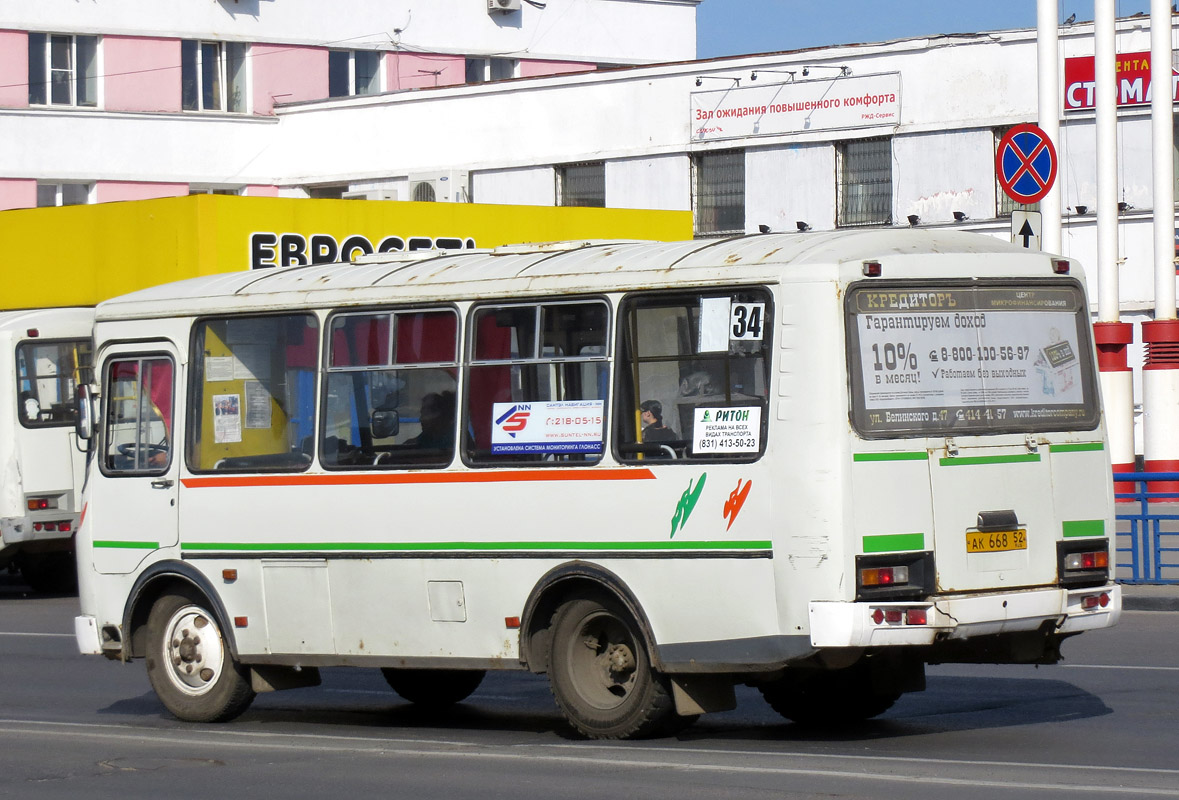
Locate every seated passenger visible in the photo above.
<box><xmin>640</xmin><ymin>400</ymin><xmax>678</xmax><ymax>442</ymax></box>
<box><xmin>409</xmin><ymin>390</ymin><xmax>456</xmax><ymax>450</ymax></box>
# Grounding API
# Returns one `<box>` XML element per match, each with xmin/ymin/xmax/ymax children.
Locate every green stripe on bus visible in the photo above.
<box><xmin>181</xmin><ymin>541</ymin><xmax>773</xmax><ymax>553</ymax></box>
<box><xmin>939</xmin><ymin>453</ymin><xmax>1042</xmax><ymax>466</ymax></box>
<box><xmin>1063</xmin><ymin>520</ymin><xmax>1106</xmax><ymax>538</ymax></box>
<box><xmin>853</xmin><ymin>452</ymin><xmax>928</xmax><ymax>462</ymax></box>
<box><xmin>862</xmin><ymin>533</ymin><xmax>925</xmax><ymax>553</ymax></box>
<box><xmin>181</xmin><ymin>540</ymin><xmax>773</xmax><ymax>553</ymax></box>
<box><xmin>1050</xmin><ymin>443</ymin><xmax>1105</xmax><ymax>453</ymax></box>
<box><xmin>93</xmin><ymin>540</ymin><xmax>160</xmax><ymax>550</ymax></box>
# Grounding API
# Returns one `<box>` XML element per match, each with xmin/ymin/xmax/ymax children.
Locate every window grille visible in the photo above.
<box><xmin>994</xmin><ymin>127</ymin><xmax>1040</xmax><ymax>217</ymax></box>
<box><xmin>692</xmin><ymin>150</ymin><xmax>745</xmax><ymax>237</ymax></box>
<box><xmin>838</xmin><ymin>137</ymin><xmax>892</xmax><ymax>227</ymax></box>
<box><xmin>557</xmin><ymin>162</ymin><xmax>606</xmax><ymax>207</ymax></box>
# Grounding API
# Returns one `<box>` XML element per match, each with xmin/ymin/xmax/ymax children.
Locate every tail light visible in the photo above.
<box><xmin>855</xmin><ymin>552</ymin><xmax>933</xmax><ymax>601</ymax></box>
<box><xmin>1058</xmin><ymin>540</ymin><xmax>1111</xmax><ymax>588</ymax></box>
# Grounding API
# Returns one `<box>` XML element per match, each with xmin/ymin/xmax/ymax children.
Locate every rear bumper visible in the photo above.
<box><xmin>1</xmin><ymin>514</ymin><xmax>75</xmax><ymax>547</ymax></box>
<box><xmin>809</xmin><ymin>583</ymin><xmax>1121</xmax><ymax>648</ymax></box>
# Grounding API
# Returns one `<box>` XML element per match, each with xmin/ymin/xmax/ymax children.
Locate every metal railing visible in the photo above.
<box><xmin>1115</xmin><ymin>472</ymin><xmax>1179</xmax><ymax>584</ymax></box>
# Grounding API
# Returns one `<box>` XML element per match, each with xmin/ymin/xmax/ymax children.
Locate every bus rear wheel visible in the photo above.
<box><xmin>547</xmin><ymin>597</ymin><xmax>680</xmax><ymax>739</ymax></box>
<box><xmin>381</xmin><ymin>668</ymin><xmax>485</xmax><ymax>707</ymax></box>
<box><xmin>759</xmin><ymin>662</ymin><xmax>900</xmax><ymax>726</ymax></box>
<box><xmin>145</xmin><ymin>591</ymin><xmax>255</xmax><ymax>723</ymax></box>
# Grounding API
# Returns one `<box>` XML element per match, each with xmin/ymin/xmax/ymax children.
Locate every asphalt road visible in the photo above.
<box><xmin>2</xmin><ymin>576</ymin><xmax>1178</xmax><ymax>799</ymax></box>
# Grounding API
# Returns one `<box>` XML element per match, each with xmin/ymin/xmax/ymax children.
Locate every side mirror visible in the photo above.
<box><xmin>76</xmin><ymin>384</ymin><xmax>97</xmax><ymax>442</ymax></box>
<box><xmin>371</xmin><ymin>409</ymin><xmax>400</xmax><ymax>439</ymax></box>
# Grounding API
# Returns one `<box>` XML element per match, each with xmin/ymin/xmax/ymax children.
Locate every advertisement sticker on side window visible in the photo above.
<box><xmin>691</xmin><ymin>406</ymin><xmax>761</xmax><ymax>453</ymax></box>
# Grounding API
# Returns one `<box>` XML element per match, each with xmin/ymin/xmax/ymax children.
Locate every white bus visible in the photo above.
<box><xmin>1</xmin><ymin>307</ymin><xmax>94</xmax><ymax>592</ymax></box>
<box><xmin>74</xmin><ymin>232</ymin><xmax>1119</xmax><ymax>738</ymax></box>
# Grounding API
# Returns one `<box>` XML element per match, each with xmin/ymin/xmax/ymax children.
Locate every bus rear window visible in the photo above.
<box><xmin>16</xmin><ymin>338</ymin><xmax>93</xmax><ymax>428</ymax></box>
<box><xmin>845</xmin><ymin>281</ymin><xmax>1100</xmax><ymax>437</ymax></box>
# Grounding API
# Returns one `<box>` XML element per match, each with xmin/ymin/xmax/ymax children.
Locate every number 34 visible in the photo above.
<box><xmin>730</xmin><ymin>303</ymin><xmax>765</xmax><ymax>340</ymax></box>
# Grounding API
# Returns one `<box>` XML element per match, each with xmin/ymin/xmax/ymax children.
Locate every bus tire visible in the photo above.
<box><xmin>380</xmin><ymin>668</ymin><xmax>485</xmax><ymax>707</ymax></box>
<box><xmin>547</xmin><ymin>597</ymin><xmax>680</xmax><ymax>739</ymax></box>
<box><xmin>144</xmin><ymin>590</ymin><xmax>255</xmax><ymax>723</ymax></box>
<box><xmin>759</xmin><ymin>663</ymin><xmax>899</xmax><ymax>726</ymax></box>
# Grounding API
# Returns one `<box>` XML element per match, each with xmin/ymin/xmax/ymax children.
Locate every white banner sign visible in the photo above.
<box><xmin>691</xmin><ymin>73</ymin><xmax>900</xmax><ymax>141</ymax></box>
<box><xmin>692</xmin><ymin>406</ymin><xmax>762</xmax><ymax>453</ymax></box>
<box><xmin>491</xmin><ymin>400</ymin><xmax>604</xmax><ymax>454</ymax></box>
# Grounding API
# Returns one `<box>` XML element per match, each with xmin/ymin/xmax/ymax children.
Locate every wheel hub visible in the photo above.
<box><xmin>163</xmin><ymin>608</ymin><xmax>224</xmax><ymax>694</ymax></box>
<box><xmin>605</xmin><ymin>643</ymin><xmax>635</xmax><ymax>675</ymax></box>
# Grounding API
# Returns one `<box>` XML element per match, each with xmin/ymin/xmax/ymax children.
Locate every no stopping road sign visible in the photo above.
<box><xmin>996</xmin><ymin>123</ymin><xmax>1058</xmax><ymax>204</ymax></box>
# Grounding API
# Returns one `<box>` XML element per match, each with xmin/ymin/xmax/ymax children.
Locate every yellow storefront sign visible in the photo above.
<box><xmin>0</xmin><ymin>196</ymin><xmax>692</xmax><ymax>310</ymax></box>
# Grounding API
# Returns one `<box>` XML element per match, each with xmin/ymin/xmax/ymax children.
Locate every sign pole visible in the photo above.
<box><xmin>1037</xmin><ymin>0</ymin><xmax>1062</xmax><ymax>254</ymax></box>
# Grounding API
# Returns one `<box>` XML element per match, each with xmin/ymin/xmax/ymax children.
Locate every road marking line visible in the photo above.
<box><xmin>1</xmin><ymin>719</ymin><xmax>1177</xmax><ymax>795</ymax></box>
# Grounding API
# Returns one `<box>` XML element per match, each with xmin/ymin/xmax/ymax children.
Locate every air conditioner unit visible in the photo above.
<box><xmin>408</xmin><ymin>171</ymin><xmax>470</xmax><ymax>203</ymax></box>
<box><xmin>341</xmin><ymin>189</ymin><xmax>398</xmax><ymax>201</ymax></box>
<box><xmin>488</xmin><ymin>0</ymin><xmax>521</xmax><ymax>12</ymax></box>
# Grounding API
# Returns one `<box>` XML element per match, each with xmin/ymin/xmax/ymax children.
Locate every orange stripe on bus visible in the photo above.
<box><xmin>181</xmin><ymin>468</ymin><xmax>656</xmax><ymax>489</ymax></box>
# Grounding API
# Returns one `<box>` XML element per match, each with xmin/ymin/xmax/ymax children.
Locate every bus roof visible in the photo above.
<box><xmin>94</xmin><ymin>230</ymin><xmax>1059</xmax><ymax>321</ymax></box>
<box><xmin>0</xmin><ymin>307</ymin><xmax>94</xmax><ymax>334</ymax></box>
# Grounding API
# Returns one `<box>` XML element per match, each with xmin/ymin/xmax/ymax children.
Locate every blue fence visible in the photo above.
<box><xmin>1115</xmin><ymin>472</ymin><xmax>1179</xmax><ymax>584</ymax></box>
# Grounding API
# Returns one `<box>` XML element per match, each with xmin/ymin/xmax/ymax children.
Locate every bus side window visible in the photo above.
<box><xmin>186</xmin><ymin>314</ymin><xmax>318</xmax><ymax>473</ymax></box>
<box><xmin>614</xmin><ymin>289</ymin><xmax>772</xmax><ymax>463</ymax></box>
<box><xmin>464</xmin><ymin>300</ymin><xmax>609</xmax><ymax>465</ymax></box>
<box><xmin>102</xmin><ymin>356</ymin><xmax>174</xmax><ymax>474</ymax></box>
<box><xmin>322</xmin><ymin>308</ymin><xmax>459</xmax><ymax>469</ymax></box>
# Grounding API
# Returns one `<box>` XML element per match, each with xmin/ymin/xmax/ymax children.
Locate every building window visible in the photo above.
<box><xmin>995</xmin><ymin>127</ymin><xmax>1040</xmax><ymax>217</ymax></box>
<box><xmin>189</xmin><ymin>187</ymin><xmax>243</xmax><ymax>196</ymax></box>
<box><xmin>692</xmin><ymin>149</ymin><xmax>745</xmax><ymax>237</ymax></box>
<box><xmin>557</xmin><ymin>162</ymin><xmax>605</xmax><ymax>207</ymax></box>
<box><xmin>465</xmin><ymin>57</ymin><xmax>517</xmax><ymax>84</ymax></box>
<box><xmin>28</xmin><ymin>33</ymin><xmax>98</xmax><ymax>107</ymax></box>
<box><xmin>329</xmin><ymin>50</ymin><xmax>381</xmax><ymax>97</ymax></box>
<box><xmin>37</xmin><ymin>183</ymin><xmax>90</xmax><ymax>207</ymax></box>
<box><xmin>837</xmin><ymin>136</ymin><xmax>892</xmax><ymax>227</ymax></box>
<box><xmin>182</xmin><ymin>40</ymin><xmax>248</xmax><ymax>112</ymax></box>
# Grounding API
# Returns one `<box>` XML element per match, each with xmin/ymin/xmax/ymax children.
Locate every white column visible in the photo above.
<box><xmin>1096</xmin><ymin>0</ymin><xmax>1120</xmax><ymax>323</ymax></box>
<box><xmin>1037</xmin><ymin>0</ymin><xmax>1062</xmax><ymax>254</ymax></box>
<box><xmin>1152</xmin><ymin>0</ymin><xmax>1176</xmax><ymax>320</ymax></box>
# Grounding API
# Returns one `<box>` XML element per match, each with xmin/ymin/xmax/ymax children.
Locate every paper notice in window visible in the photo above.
<box><xmin>206</xmin><ymin>357</ymin><xmax>234</xmax><ymax>382</ymax></box>
<box><xmin>213</xmin><ymin>393</ymin><xmax>242</xmax><ymax>443</ymax></box>
<box><xmin>699</xmin><ymin>297</ymin><xmax>730</xmax><ymax>352</ymax></box>
<box><xmin>244</xmin><ymin>380</ymin><xmax>271</xmax><ymax>429</ymax></box>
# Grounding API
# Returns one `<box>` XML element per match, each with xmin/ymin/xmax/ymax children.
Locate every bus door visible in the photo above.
<box><xmin>92</xmin><ymin>344</ymin><xmax>181</xmax><ymax>575</ymax></box>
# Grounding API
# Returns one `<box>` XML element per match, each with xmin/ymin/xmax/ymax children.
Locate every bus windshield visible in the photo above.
<box><xmin>845</xmin><ymin>280</ymin><xmax>1100</xmax><ymax>437</ymax></box>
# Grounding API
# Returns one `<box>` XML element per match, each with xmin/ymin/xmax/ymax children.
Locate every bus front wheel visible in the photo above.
<box><xmin>381</xmin><ymin>668</ymin><xmax>485</xmax><ymax>707</ymax></box>
<box><xmin>547</xmin><ymin>597</ymin><xmax>681</xmax><ymax>739</ymax></box>
<box><xmin>145</xmin><ymin>591</ymin><xmax>255</xmax><ymax>723</ymax></box>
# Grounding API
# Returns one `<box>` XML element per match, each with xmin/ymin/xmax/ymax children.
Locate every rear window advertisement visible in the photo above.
<box><xmin>845</xmin><ymin>283</ymin><xmax>1099</xmax><ymax>436</ymax></box>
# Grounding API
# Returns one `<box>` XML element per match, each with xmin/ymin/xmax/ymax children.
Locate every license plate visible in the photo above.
<box><xmin>966</xmin><ymin>529</ymin><xmax>1027</xmax><ymax>553</ymax></box>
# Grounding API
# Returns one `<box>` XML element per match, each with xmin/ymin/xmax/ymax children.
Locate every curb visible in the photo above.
<box><xmin>1122</xmin><ymin>595</ymin><xmax>1179</xmax><ymax>612</ymax></box>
